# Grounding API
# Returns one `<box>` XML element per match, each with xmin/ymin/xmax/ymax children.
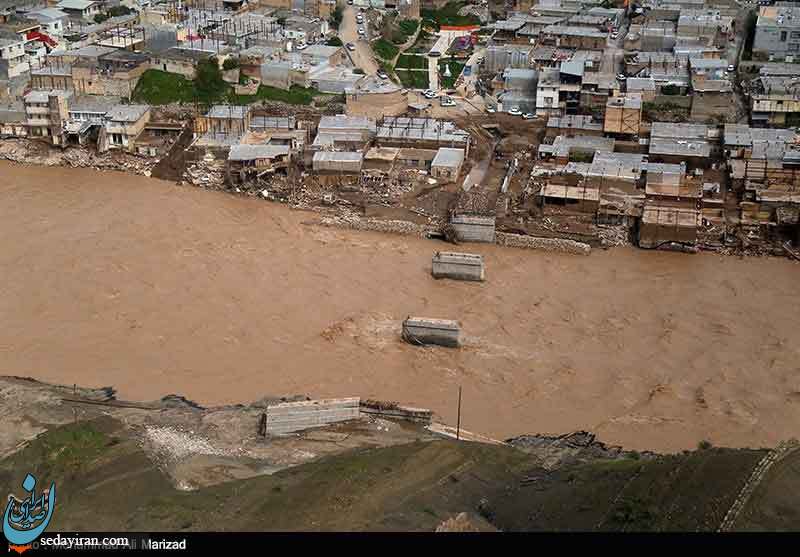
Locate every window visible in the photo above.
<box><xmin>781</xmin><ymin>31</ymin><xmax>788</xmax><ymax>41</ymax></box>
<box><xmin>791</xmin><ymin>31</ymin><xmax>800</xmax><ymax>39</ymax></box>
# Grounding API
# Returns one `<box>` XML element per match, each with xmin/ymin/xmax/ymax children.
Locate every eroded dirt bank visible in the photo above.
<box><xmin>2</xmin><ymin>162</ymin><xmax>799</xmax><ymax>452</ymax></box>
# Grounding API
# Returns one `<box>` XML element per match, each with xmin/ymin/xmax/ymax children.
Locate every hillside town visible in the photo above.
<box><xmin>0</xmin><ymin>0</ymin><xmax>799</xmax><ymax>255</ymax></box>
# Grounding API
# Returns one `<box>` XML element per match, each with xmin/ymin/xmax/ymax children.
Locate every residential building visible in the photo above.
<box><xmin>752</xmin><ymin>5</ymin><xmax>800</xmax><ymax>62</ymax></box>
<box><xmin>23</xmin><ymin>89</ymin><xmax>71</xmax><ymax>144</ymax></box>
<box><xmin>430</xmin><ymin>148</ymin><xmax>465</xmax><ymax>182</ymax></box>
<box><xmin>101</xmin><ymin>104</ymin><xmax>151</xmax><ymax>152</ymax></box>
<box><xmin>56</xmin><ymin>0</ymin><xmax>101</xmax><ymax>21</ymax></box>
<box><xmin>750</xmin><ymin>76</ymin><xmax>800</xmax><ymax>127</ymax></box>
<box><xmin>604</xmin><ymin>94</ymin><xmax>642</xmax><ymax>136</ymax></box>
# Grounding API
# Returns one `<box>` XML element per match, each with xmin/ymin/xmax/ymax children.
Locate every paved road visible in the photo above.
<box><xmin>340</xmin><ymin>6</ymin><xmax>378</xmax><ymax>75</ymax></box>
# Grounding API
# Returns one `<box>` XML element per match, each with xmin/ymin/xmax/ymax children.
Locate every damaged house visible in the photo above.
<box><xmin>227</xmin><ymin>144</ymin><xmax>292</xmax><ymax>185</ymax></box>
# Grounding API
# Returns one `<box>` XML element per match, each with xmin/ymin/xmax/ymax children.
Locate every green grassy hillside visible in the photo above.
<box><xmin>0</xmin><ymin>418</ymin><xmax>795</xmax><ymax>532</ymax></box>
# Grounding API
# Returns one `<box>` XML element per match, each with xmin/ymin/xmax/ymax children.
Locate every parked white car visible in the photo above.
<box><xmin>523</xmin><ymin>112</ymin><xmax>535</xmax><ymax>120</ymax></box>
<box><xmin>423</xmin><ymin>89</ymin><xmax>438</xmax><ymax>99</ymax></box>
<box><xmin>508</xmin><ymin>106</ymin><xmax>522</xmax><ymax>116</ymax></box>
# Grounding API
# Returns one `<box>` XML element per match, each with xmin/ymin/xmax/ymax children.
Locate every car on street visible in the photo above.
<box><xmin>346</xmin><ymin>42</ymin><xmax>356</xmax><ymax>51</ymax></box>
<box><xmin>728</xmin><ymin>64</ymin><xmax>736</xmax><ymax>72</ymax></box>
<box><xmin>486</xmin><ymin>105</ymin><xmax>496</xmax><ymax>113</ymax></box>
<box><xmin>296</xmin><ymin>42</ymin><xmax>308</xmax><ymax>50</ymax></box>
<box><xmin>358</xmin><ymin>27</ymin><xmax>365</xmax><ymax>36</ymax></box>
<box><xmin>508</xmin><ymin>106</ymin><xmax>522</xmax><ymax>116</ymax></box>
<box><xmin>610</xmin><ymin>31</ymin><xmax>619</xmax><ymax>40</ymax></box>
<box><xmin>347</xmin><ymin>0</ymin><xmax>353</xmax><ymax>4</ymax></box>
<box><xmin>617</xmin><ymin>73</ymin><xmax>626</xmax><ymax>81</ymax></box>
<box><xmin>428</xmin><ymin>50</ymin><xmax>441</xmax><ymax>57</ymax></box>
<box><xmin>377</xmin><ymin>70</ymin><xmax>389</xmax><ymax>80</ymax></box>
<box><xmin>423</xmin><ymin>89</ymin><xmax>438</xmax><ymax>99</ymax></box>
<box><xmin>440</xmin><ymin>96</ymin><xmax>456</xmax><ymax>107</ymax></box>
<box><xmin>523</xmin><ymin>112</ymin><xmax>535</xmax><ymax>119</ymax></box>
<box><xmin>356</xmin><ymin>14</ymin><xmax>363</xmax><ymax>23</ymax></box>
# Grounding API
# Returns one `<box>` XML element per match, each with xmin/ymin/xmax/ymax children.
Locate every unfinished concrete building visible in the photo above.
<box><xmin>376</xmin><ymin>118</ymin><xmax>470</xmax><ymax>157</ymax></box>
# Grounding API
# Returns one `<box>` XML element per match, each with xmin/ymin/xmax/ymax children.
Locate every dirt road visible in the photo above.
<box><xmin>340</xmin><ymin>6</ymin><xmax>378</xmax><ymax>75</ymax></box>
<box><xmin>2</xmin><ymin>162</ymin><xmax>800</xmax><ymax>452</ymax></box>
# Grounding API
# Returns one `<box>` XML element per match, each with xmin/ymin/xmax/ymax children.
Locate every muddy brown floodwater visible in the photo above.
<box><xmin>1</xmin><ymin>162</ymin><xmax>799</xmax><ymax>452</ymax></box>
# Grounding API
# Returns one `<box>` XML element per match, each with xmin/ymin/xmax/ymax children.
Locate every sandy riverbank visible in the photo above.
<box><xmin>1</xmin><ymin>162</ymin><xmax>799</xmax><ymax>452</ymax></box>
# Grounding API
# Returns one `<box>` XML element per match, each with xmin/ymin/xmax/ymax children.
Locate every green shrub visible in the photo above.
<box><xmin>222</xmin><ymin>58</ymin><xmax>240</xmax><ymax>71</ymax></box>
<box><xmin>372</xmin><ymin>39</ymin><xmax>399</xmax><ymax>61</ymax></box>
<box><xmin>326</xmin><ymin>36</ymin><xmax>343</xmax><ymax>46</ymax></box>
<box><xmin>108</xmin><ymin>5</ymin><xmax>132</xmax><ymax>17</ymax></box>
<box><xmin>329</xmin><ymin>6</ymin><xmax>343</xmax><ymax>30</ymax></box>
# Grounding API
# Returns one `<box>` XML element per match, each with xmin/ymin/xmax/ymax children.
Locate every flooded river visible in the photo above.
<box><xmin>2</xmin><ymin>162</ymin><xmax>799</xmax><ymax>452</ymax></box>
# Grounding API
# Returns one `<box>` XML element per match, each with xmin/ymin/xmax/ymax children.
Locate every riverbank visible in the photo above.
<box><xmin>2</xmin><ymin>162</ymin><xmax>799</xmax><ymax>452</ymax></box>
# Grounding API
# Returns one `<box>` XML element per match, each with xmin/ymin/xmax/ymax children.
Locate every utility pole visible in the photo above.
<box><xmin>456</xmin><ymin>385</ymin><xmax>462</xmax><ymax>441</ymax></box>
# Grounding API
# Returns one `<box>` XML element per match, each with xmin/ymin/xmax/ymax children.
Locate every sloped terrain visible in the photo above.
<box><xmin>1</xmin><ymin>417</ymin><xmax>797</xmax><ymax>532</ymax></box>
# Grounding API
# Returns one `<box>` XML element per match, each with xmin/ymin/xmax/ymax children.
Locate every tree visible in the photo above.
<box><xmin>329</xmin><ymin>6</ymin><xmax>343</xmax><ymax>31</ymax></box>
<box><xmin>326</xmin><ymin>36</ymin><xmax>343</xmax><ymax>47</ymax></box>
<box><xmin>222</xmin><ymin>58</ymin><xmax>240</xmax><ymax>71</ymax></box>
<box><xmin>108</xmin><ymin>6</ymin><xmax>132</xmax><ymax>17</ymax></box>
<box><xmin>93</xmin><ymin>13</ymin><xmax>108</xmax><ymax>24</ymax></box>
<box><xmin>195</xmin><ymin>58</ymin><xmax>229</xmax><ymax>104</ymax></box>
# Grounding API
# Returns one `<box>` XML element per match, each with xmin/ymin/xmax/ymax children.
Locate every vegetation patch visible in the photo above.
<box><xmin>422</xmin><ymin>2</ymin><xmax>480</xmax><ymax>29</ymax></box>
<box><xmin>372</xmin><ymin>39</ymin><xmax>400</xmax><ymax>61</ymax></box>
<box><xmin>133</xmin><ymin>62</ymin><xmax>319</xmax><ymax>106</ymax></box>
<box><xmin>132</xmin><ymin>70</ymin><xmax>198</xmax><ymax>105</ymax></box>
<box><xmin>329</xmin><ymin>5</ymin><xmax>343</xmax><ymax>31</ymax></box>
<box><xmin>397</xmin><ymin>70</ymin><xmax>430</xmax><ymax>89</ymax></box>
<box><xmin>232</xmin><ymin>84</ymin><xmax>319</xmax><ymax>106</ymax></box>
<box><xmin>396</xmin><ymin>54</ymin><xmax>428</xmax><ymax>70</ymax></box>
<box><xmin>438</xmin><ymin>59</ymin><xmax>465</xmax><ymax>89</ymax></box>
<box><xmin>398</xmin><ymin>19</ymin><xmax>420</xmax><ymax>37</ymax></box>
<box><xmin>409</xmin><ymin>29</ymin><xmax>435</xmax><ymax>53</ymax></box>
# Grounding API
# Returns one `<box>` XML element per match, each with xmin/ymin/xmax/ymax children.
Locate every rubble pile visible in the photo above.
<box><xmin>183</xmin><ymin>155</ymin><xmax>225</xmax><ymax>188</ymax></box>
<box><xmin>0</xmin><ymin>139</ymin><xmax>155</xmax><ymax>175</ymax></box>
<box><xmin>597</xmin><ymin>225</ymin><xmax>631</xmax><ymax>248</ymax></box>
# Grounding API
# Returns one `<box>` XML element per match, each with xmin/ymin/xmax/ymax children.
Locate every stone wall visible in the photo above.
<box><xmin>495</xmin><ymin>232</ymin><xmax>591</xmax><ymax>255</ymax></box>
<box><xmin>265</xmin><ymin>397</ymin><xmax>361</xmax><ymax>435</ymax></box>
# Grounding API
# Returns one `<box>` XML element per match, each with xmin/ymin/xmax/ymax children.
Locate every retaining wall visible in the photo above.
<box><xmin>266</xmin><ymin>397</ymin><xmax>361</xmax><ymax>435</ymax></box>
<box><xmin>495</xmin><ymin>232</ymin><xmax>591</xmax><ymax>255</ymax></box>
<box><xmin>316</xmin><ymin>217</ymin><xmax>591</xmax><ymax>255</ymax></box>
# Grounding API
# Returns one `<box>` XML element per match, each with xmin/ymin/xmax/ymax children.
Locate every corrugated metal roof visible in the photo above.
<box><xmin>106</xmin><ymin>104</ymin><xmax>149</xmax><ymax>122</ymax></box>
<box><xmin>312</xmin><ymin>151</ymin><xmax>363</xmax><ymax>163</ymax></box>
<box><xmin>57</xmin><ymin>0</ymin><xmax>97</xmax><ymax>10</ymax></box>
<box><xmin>228</xmin><ymin>144</ymin><xmax>290</xmax><ymax>161</ymax></box>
